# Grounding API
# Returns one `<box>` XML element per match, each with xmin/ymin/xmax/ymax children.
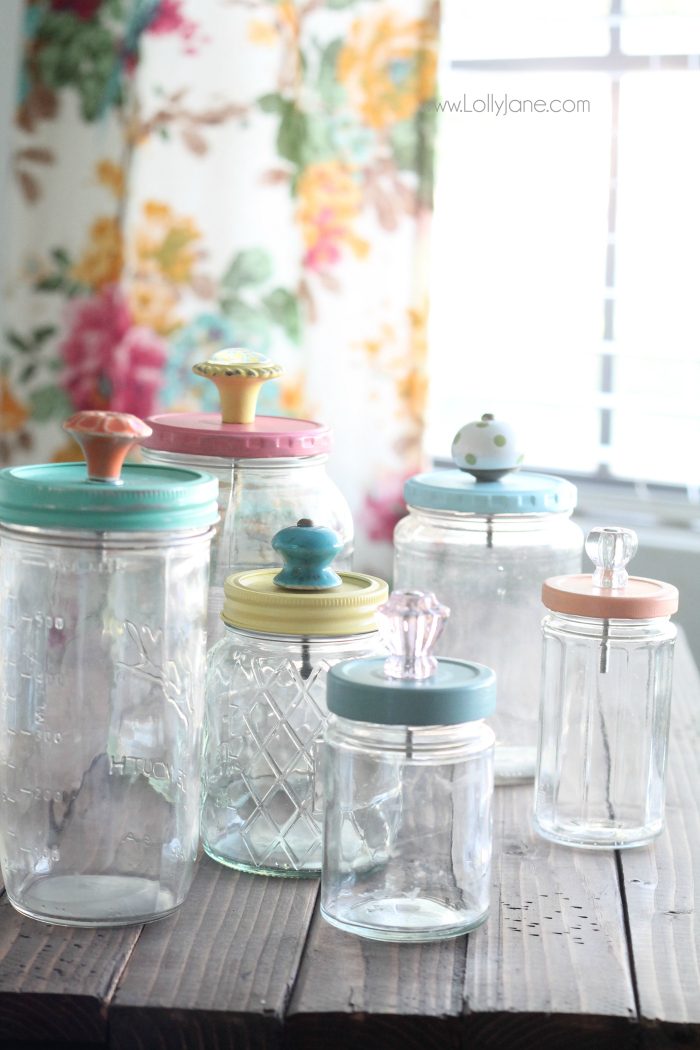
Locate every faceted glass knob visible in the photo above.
<box><xmin>377</xmin><ymin>590</ymin><xmax>450</xmax><ymax>680</ymax></box>
<box><xmin>586</xmin><ymin>526</ymin><xmax>638</xmax><ymax>590</ymax></box>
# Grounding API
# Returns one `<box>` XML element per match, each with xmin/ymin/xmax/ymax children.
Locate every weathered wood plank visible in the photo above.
<box><xmin>109</xmin><ymin>855</ymin><xmax>317</xmax><ymax>1050</ymax></box>
<box><xmin>618</xmin><ymin>633</ymin><xmax>700</xmax><ymax>1040</ymax></box>
<box><xmin>0</xmin><ymin>890</ymin><xmax>139</xmax><ymax>1045</ymax></box>
<box><xmin>464</xmin><ymin>780</ymin><xmax>637</xmax><ymax>1030</ymax></box>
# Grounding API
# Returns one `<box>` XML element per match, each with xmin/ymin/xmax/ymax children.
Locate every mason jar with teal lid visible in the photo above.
<box><xmin>0</xmin><ymin>411</ymin><xmax>218</xmax><ymax>927</ymax></box>
<box><xmin>202</xmin><ymin>519</ymin><xmax>387</xmax><ymax>877</ymax></box>
<box><xmin>394</xmin><ymin>415</ymin><xmax>583</xmax><ymax>784</ymax></box>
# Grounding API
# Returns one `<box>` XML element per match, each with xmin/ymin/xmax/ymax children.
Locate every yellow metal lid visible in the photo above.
<box><xmin>221</xmin><ymin>568</ymin><xmax>389</xmax><ymax>636</ymax></box>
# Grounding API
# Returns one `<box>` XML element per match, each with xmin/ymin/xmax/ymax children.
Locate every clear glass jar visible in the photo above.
<box><xmin>202</xmin><ymin>629</ymin><xmax>380</xmax><ymax>877</ymax></box>
<box><xmin>0</xmin><ymin>524</ymin><xmax>212</xmax><ymax>926</ymax></box>
<box><xmin>321</xmin><ymin>716</ymin><xmax>495</xmax><ymax>941</ymax></box>
<box><xmin>394</xmin><ymin>507</ymin><xmax>583</xmax><ymax>779</ymax></box>
<box><xmin>534</xmin><ymin>612</ymin><xmax>676</xmax><ymax>849</ymax></box>
<box><xmin>142</xmin><ymin>448</ymin><xmax>353</xmax><ymax>644</ymax></box>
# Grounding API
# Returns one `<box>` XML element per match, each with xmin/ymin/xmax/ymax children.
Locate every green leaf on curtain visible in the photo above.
<box><xmin>28</xmin><ymin>386</ymin><xmax>72</xmax><ymax>422</ymax></box>
<box><xmin>221</xmin><ymin>249</ymin><xmax>274</xmax><ymax>293</ymax></box>
<box><xmin>220</xmin><ymin>298</ymin><xmax>272</xmax><ymax>347</ymax></box>
<box><xmin>317</xmin><ymin>40</ymin><xmax>344</xmax><ymax>108</ymax></box>
<box><xmin>18</xmin><ymin>363</ymin><xmax>37</xmax><ymax>384</ymax></box>
<box><xmin>263</xmin><ymin>289</ymin><xmax>301</xmax><ymax>344</ymax></box>
<box><xmin>33</xmin><ymin>326</ymin><xmax>57</xmax><ymax>345</ymax></box>
<box><xmin>258</xmin><ymin>93</ymin><xmax>286</xmax><ymax>115</ymax></box>
<box><xmin>5</xmin><ymin>331</ymin><xmax>31</xmax><ymax>354</ymax></box>
<box><xmin>389</xmin><ymin>103</ymin><xmax>436</xmax><ymax>208</ymax></box>
<box><xmin>325</xmin><ymin>0</ymin><xmax>367</xmax><ymax>8</ymax></box>
<box><xmin>277</xmin><ymin>103</ymin><xmax>310</xmax><ymax>167</ymax></box>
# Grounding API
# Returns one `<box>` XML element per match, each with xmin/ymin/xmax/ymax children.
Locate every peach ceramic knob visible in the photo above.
<box><xmin>192</xmin><ymin>348</ymin><xmax>283</xmax><ymax>425</ymax></box>
<box><xmin>63</xmin><ymin>411</ymin><xmax>153</xmax><ymax>484</ymax></box>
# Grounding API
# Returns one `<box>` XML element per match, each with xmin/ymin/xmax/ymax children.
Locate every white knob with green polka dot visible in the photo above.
<box><xmin>451</xmin><ymin>414</ymin><xmax>523</xmax><ymax>480</ymax></box>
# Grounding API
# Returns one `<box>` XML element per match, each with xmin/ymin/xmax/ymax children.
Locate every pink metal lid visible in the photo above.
<box><xmin>542</xmin><ymin>526</ymin><xmax>679</xmax><ymax>620</ymax></box>
<box><xmin>143</xmin><ymin>412</ymin><xmax>332</xmax><ymax>459</ymax></box>
<box><xmin>144</xmin><ymin>347</ymin><xmax>332</xmax><ymax>459</ymax></box>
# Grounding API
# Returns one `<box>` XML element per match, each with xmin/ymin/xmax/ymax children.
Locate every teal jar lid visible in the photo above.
<box><xmin>404</xmin><ymin>470</ymin><xmax>577</xmax><ymax>516</ymax></box>
<box><xmin>405</xmin><ymin>413</ymin><xmax>577</xmax><ymax>515</ymax></box>
<box><xmin>328</xmin><ymin>656</ymin><xmax>496</xmax><ymax>726</ymax></box>
<box><xmin>327</xmin><ymin>590</ymin><xmax>496</xmax><ymax>726</ymax></box>
<box><xmin>0</xmin><ymin>462</ymin><xmax>219</xmax><ymax>532</ymax></box>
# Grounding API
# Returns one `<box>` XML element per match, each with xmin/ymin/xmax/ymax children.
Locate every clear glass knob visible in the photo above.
<box><xmin>376</xmin><ymin>590</ymin><xmax>450</xmax><ymax>680</ymax></box>
<box><xmin>586</xmin><ymin>526</ymin><xmax>638</xmax><ymax>590</ymax></box>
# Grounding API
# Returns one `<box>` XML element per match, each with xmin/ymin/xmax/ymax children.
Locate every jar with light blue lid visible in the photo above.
<box><xmin>0</xmin><ymin>411</ymin><xmax>218</xmax><ymax>929</ymax></box>
<box><xmin>394</xmin><ymin>415</ymin><xmax>583</xmax><ymax>784</ymax></box>
<box><xmin>321</xmin><ymin>590</ymin><xmax>496</xmax><ymax>943</ymax></box>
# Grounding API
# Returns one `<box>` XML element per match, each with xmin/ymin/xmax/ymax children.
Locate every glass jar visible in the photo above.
<box><xmin>0</xmin><ymin>412</ymin><xmax>218</xmax><ymax>926</ymax></box>
<box><xmin>394</xmin><ymin>415</ymin><xmax>582</xmax><ymax>782</ymax></box>
<box><xmin>321</xmin><ymin>591</ymin><xmax>496</xmax><ymax>942</ymax></box>
<box><xmin>201</xmin><ymin>521</ymin><xmax>387</xmax><ymax>877</ymax></box>
<box><xmin>142</xmin><ymin>350</ymin><xmax>353</xmax><ymax>644</ymax></box>
<box><xmin>534</xmin><ymin>527</ymin><xmax>679</xmax><ymax>849</ymax></box>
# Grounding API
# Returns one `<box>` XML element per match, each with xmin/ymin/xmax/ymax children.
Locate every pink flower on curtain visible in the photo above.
<box><xmin>147</xmin><ymin>0</ymin><xmax>201</xmax><ymax>53</ymax></box>
<box><xmin>48</xmin><ymin>0</ymin><xmax>102</xmax><ymax>19</ymax></box>
<box><xmin>362</xmin><ymin>474</ymin><xmax>410</xmax><ymax>543</ymax></box>
<box><xmin>59</xmin><ymin>285</ymin><xmax>167</xmax><ymax>417</ymax></box>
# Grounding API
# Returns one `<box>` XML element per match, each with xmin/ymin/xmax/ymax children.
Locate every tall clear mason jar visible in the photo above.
<box><xmin>0</xmin><ymin>412</ymin><xmax>218</xmax><ymax>926</ymax></box>
<box><xmin>202</xmin><ymin>521</ymin><xmax>387</xmax><ymax>877</ymax></box>
<box><xmin>143</xmin><ymin>350</ymin><xmax>353</xmax><ymax>645</ymax></box>
<box><xmin>321</xmin><ymin>591</ymin><xmax>496</xmax><ymax>942</ymax></box>
<box><xmin>534</xmin><ymin>527</ymin><xmax>679</xmax><ymax>850</ymax></box>
<box><xmin>395</xmin><ymin>415</ymin><xmax>582</xmax><ymax>783</ymax></box>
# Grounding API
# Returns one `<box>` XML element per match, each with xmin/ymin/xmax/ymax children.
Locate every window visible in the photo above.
<box><xmin>428</xmin><ymin>0</ymin><xmax>700</xmax><ymax>489</ymax></box>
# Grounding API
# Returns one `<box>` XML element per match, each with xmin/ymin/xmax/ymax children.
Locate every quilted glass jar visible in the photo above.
<box><xmin>534</xmin><ymin>527</ymin><xmax>678</xmax><ymax>849</ymax></box>
<box><xmin>394</xmin><ymin>415</ymin><xmax>582</xmax><ymax>783</ymax></box>
<box><xmin>321</xmin><ymin>592</ymin><xmax>496</xmax><ymax>942</ymax></box>
<box><xmin>202</xmin><ymin>521</ymin><xmax>387</xmax><ymax>876</ymax></box>
<box><xmin>142</xmin><ymin>350</ymin><xmax>352</xmax><ymax>644</ymax></box>
<box><xmin>0</xmin><ymin>413</ymin><xmax>218</xmax><ymax>926</ymax></box>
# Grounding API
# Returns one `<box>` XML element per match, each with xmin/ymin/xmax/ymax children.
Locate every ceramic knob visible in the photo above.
<box><xmin>376</xmin><ymin>590</ymin><xmax>450</xmax><ymax>680</ymax></box>
<box><xmin>451</xmin><ymin>414</ymin><xmax>522</xmax><ymax>480</ymax></box>
<box><xmin>272</xmin><ymin>519</ymin><xmax>343</xmax><ymax>591</ymax></box>
<box><xmin>63</xmin><ymin>411</ymin><xmax>152</xmax><ymax>484</ymax></box>
<box><xmin>192</xmin><ymin>348</ymin><xmax>283</xmax><ymax>424</ymax></box>
<box><xmin>586</xmin><ymin>526</ymin><xmax>638</xmax><ymax>590</ymax></box>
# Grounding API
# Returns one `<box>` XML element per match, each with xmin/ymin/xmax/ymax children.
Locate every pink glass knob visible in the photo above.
<box><xmin>376</xmin><ymin>590</ymin><xmax>450</xmax><ymax>680</ymax></box>
<box><xmin>63</xmin><ymin>411</ymin><xmax>153</xmax><ymax>484</ymax></box>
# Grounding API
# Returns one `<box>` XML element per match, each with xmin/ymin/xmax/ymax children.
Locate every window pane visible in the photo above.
<box><xmin>621</xmin><ymin>0</ymin><xmax>700</xmax><ymax>54</ymax></box>
<box><xmin>445</xmin><ymin>0</ymin><xmax>611</xmax><ymax>61</ymax></box>
<box><xmin>427</xmin><ymin>70</ymin><xmax>611</xmax><ymax>472</ymax></box>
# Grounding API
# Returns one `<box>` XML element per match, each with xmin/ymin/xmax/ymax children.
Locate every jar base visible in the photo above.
<box><xmin>320</xmin><ymin>899</ymin><xmax>488</xmax><ymax>942</ymax></box>
<box><xmin>7</xmin><ymin>874</ymin><xmax>182</xmax><ymax>927</ymax></box>
<box><xmin>533</xmin><ymin>817</ymin><xmax>663</xmax><ymax>851</ymax></box>
<box><xmin>495</xmin><ymin>745</ymin><xmax>536</xmax><ymax>785</ymax></box>
<box><xmin>203</xmin><ymin>842</ymin><xmax>320</xmax><ymax>879</ymax></box>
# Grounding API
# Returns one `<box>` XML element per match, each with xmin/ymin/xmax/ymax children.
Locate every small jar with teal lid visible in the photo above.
<box><xmin>202</xmin><ymin>519</ymin><xmax>388</xmax><ymax>877</ymax></box>
<box><xmin>394</xmin><ymin>415</ymin><xmax>583</xmax><ymax>784</ymax></box>
<box><xmin>0</xmin><ymin>412</ymin><xmax>218</xmax><ymax>927</ymax></box>
<box><xmin>321</xmin><ymin>590</ymin><xmax>496</xmax><ymax>942</ymax></box>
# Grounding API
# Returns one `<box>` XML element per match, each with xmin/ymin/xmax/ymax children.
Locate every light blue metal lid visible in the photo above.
<box><xmin>404</xmin><ymin>469</ymin><xmax>577</xmax><ymax>515</ymax></box>
<box><xmin>328</xmin><ymin>656</ymin><xmax>496</xmax><ymax>726</ymax></box>
<box><xmin>0</xmin><ymin>463</ymin><xmax>219</xmax><ymax>532</ymax></box>
<box><xmin>327</xmin><ymin>590</ymin><xmax>496</xmax><ymax>726</ymax></box>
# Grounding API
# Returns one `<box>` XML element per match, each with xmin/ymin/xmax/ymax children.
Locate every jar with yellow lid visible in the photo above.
<box><xmin>202</xmin><ymin>520</ymin><xmax>388</xmax><ymax>877</ymax></box>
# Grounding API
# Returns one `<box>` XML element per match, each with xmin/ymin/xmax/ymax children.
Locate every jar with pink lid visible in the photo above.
<box><xmin>534</xmin><ymin>527</ymin><xmax>679</xmax><ymax>850</ymax></box>
<box><xmin>141</xmin><ymin>350</ymin><xmax>353</xmax><ymax>643</ymax></box>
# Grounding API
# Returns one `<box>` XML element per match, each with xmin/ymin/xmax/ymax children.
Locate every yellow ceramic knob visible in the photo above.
<box><xmin>192</xmin><ymin>348</ymin><xmax>283</xmax><ymax>424</ymax></box>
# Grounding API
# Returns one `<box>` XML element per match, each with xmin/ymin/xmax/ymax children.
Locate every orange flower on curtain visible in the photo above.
<box><xmin>3</xmin><ymin>0</ymin><xmax>440</xmax><ymax>563</ymax></box>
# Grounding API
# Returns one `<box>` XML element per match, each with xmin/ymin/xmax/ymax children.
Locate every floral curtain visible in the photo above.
<box><xmin>2</xmin><ymin>0</ymin><xmax>439</xmax><ymax>565</ymax></box>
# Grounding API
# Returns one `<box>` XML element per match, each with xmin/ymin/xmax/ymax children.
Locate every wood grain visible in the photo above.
<box><xmin>0</xmin><ymin>891</ymin><xmax>140</xmax><ymax>1045</ymax></box>
<box><xmin>618</xmin><ymin>633</ymin><xmax>700</xmax><ymax>1041</ymax></box>
<box><xmin>109</xmin><ymin>855</ymin><xmax>318</xmax><ymax>1050</ymax></box>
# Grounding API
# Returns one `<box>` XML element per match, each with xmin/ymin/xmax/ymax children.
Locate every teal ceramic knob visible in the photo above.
<box><xmin>272</xmin><ymin>519</ymin><xmax>343</xmax><ymax>591</ymax></box>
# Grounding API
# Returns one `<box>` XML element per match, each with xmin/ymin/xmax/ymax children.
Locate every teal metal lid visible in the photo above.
<box><xmin>327</xmin><ymin>591</ymin><xmax>496</xmax><ymax>726</ymax></box>
<box><xmin>0</xmin><ymin>411</ymin><xmax>218</xmax><ymax>532</ymax></box>
<box><xmin>0</xmin><ymin>463</ymin><xmax>219</xmax><ymax>532</ymax></box>
<box><xmin>405</xmin><ymin>413</ymin><xmax>576</xmax><ymax>515</ymax></box>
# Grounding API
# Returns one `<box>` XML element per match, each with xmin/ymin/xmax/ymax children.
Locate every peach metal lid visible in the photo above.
<box><xmin>542</xmin><ymin>526</ymin><xmax>679</xmax><ymax>619</ymax></box>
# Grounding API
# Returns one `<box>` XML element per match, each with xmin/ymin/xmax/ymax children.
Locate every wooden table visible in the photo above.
<box><xmin>1</xmin><ymin>634</ymin><xmax>698</xmax><ymax>1050</ymax></box>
